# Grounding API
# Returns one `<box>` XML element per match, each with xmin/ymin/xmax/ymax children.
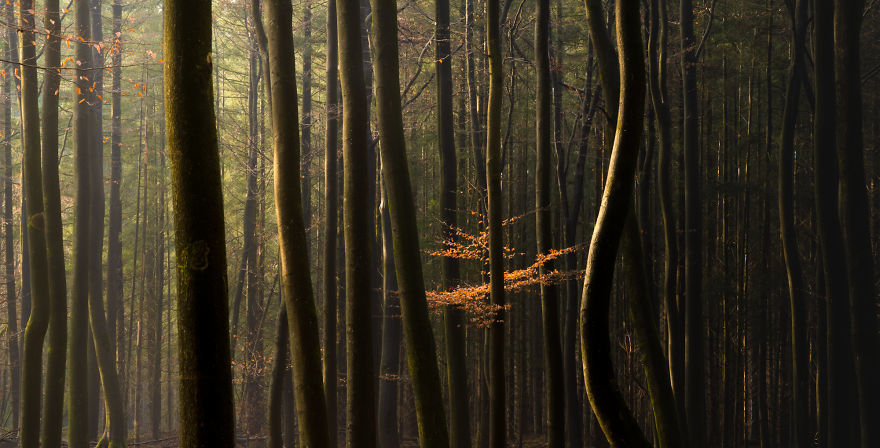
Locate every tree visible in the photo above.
<box><xmin>436</xmin><ymin>0</ymin><xmax>470</xmax><ymax>444</ymax></box>
<box><xmin>534</xmin><ymin>0</ymin><xmax>564</xmax><ymax>443</ymax></box>
<box><xmin>371</xmin><ymin>0</ymin><xmax>452</xmax><ymax>444</ymax></box>
<box><xmin>264</xmin><ymin>0</ymin><xmax>332</xmax><ymax>446</ymax></box>
<box><xmin>68</xmin><ymin>2</ymin><xmax>95</xmax><ymax>447</ymax></box>
<box><xmin>323</xmin><ymin>0</ymin><xmax>340</xmax><ymax>443</ymax></box>
<box><xmin>18</xmin><ymin>1</ymin><xmax>51</xmax><ymax>445</ymax></box>
<box><xmin>834</xmin><ymin>2</ymin><xmax>880</xmax><ymax>446</ymax></box>
<box><xmin>776</xmin><ymin>0</ymin><xmax>808</xmax><ymax>445</ymax></box>
<box><xmin>164</xmin><ymin>0</ymin><xmax>236</xmax><ymax>445</ymax></box>
<box><xmin>485</xmin><ymin>0</ymin><xmax>506</xmax><ymax>442</ymax></box>
<box><xmin>813</xmin><ymin>0</ymin><xmax>859</xmax><ymax>445</ymax></box>
<box><xmin>578</xmin><ymin>0</ymin><xmax>650</xmax><ymax>446</ymax></box>
<box><xmin>337</xmin><ymin>0</ymin><xmax>378</xmax><ymax>441</ymax></box>
<box><xmin>680</xmin><ymin>0</ymin><xmax>705</xmax><ymax>444</ymax></box>
<box><xmin>40</xmin><ymin>0</ymin><xmax>68</xmax><ymax>446</ymax></box>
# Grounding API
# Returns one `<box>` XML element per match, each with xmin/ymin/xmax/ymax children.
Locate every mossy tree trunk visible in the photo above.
<box><xmin>163</xmin><ymin>0</ymin><xmax>236</xmax><ymax>445</ymax></box>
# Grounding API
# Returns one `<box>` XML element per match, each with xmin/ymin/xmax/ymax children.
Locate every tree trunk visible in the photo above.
<box><xmin>40</xmin><ymin>0</ymin><xmax>68</xmax><ymax>445</ymax></box>
<box><xmin>777</xmin><ymin>0</ymin><xmax>808</xmax><ymax>445</ymax></box>
<box><xmin>813</xmin><ymin>0</ymin><xmax>859</xmax><ymax>445</ymax></box>
<box><xmin>18</xmin><ymin>1</ymin><xmax>51</xmax><ymax>446</ymax></box>
<box><xmin>833</xmin><ymin>3</ymin><xmax>880</xmax><ymax>446</ymax></box>
<box><xmin>164</xmin><ymin>0</ymin><xmax>236</xmax><ymax>445</ymax></box>
<box><xmin>1</xmin><ymin>0</ymin><xmax>19</xmax><ymax>430</ymax></box>
<box><xmin>264</xmin><ymin>1</ymin><xmax>332</xmax><ymax>446</ymax></box>
<box><xmin>370</xmin><ymin>0</ymin><xmax>451</xmax><ymax>445</ymax></box>
<box><xmin>377</xmin><ymin>180</ymin><xmax>401</xmax><ymax>448</ymax></box>
<box><xmin>534</xmin><ymin>0</ymin><xmax>564</xmax><ymax>443</ymax></box>
<box><xmin>578</xmin><ymin>1</ymin><xmax>650</xmax><ymax>446</ymax></box>
<box><xmin>486</xmin><ymin>0</ymin><xmax>505</xmax><ymax>442</ymax></box>
<box><xmin>324</xmin><ymin>0</ymin><xmax>340</xmax><ymax>442</ymax></box>
<box><xmin>680</xmin><ymin>0</ymin><xmax>705</xmax><ymax>444</ymax></box>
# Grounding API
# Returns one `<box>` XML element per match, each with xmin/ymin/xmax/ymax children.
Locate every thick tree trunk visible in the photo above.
<box><xmin>164</xmin><ymin>0</ymin><xmax>236</xmax><ymax>445</ymax></box>
<box><xmin>833</xmin><ymin>3</ymin><xmax>880</xmax><ymax>446</ymax></box>
<box><xmin>264</xmin><ymin>1</ymin><xmax>331</xmax><ymax>446</ymax></box>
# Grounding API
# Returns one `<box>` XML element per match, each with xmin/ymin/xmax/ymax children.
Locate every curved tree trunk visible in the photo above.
<box><xmin>164</xmin><ymin>0</ymin><xmax>236</xmax><ymax>445</ymax></box>
<box><xmin>578</xmin><ymin>1</ymin><xmax>649</xmax><ymax>446</ymax></box>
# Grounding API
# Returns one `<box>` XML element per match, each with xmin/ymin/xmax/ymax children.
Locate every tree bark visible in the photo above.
<box><xmin>324</xmin><ymin>0</ymin><xmax>340</xmax><ymax>442</ymax></box>
<box><xmin>164</xmin><ymin>0</ymin><xmax>236</xmax><ymax>445</ymax></box>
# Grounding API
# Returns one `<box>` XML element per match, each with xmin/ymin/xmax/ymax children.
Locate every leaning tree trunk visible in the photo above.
<box><xmin>370</xmin><ymin>0</ymin><xmax>451</xmax><ymax>445</ymax></box>
<box><xmin>264</xmin><ymin>1</ymin><xmax>332</xmax><ymax>447</ymax></box>
<box><xmin>40</xmin><ymin>1</ymin><xmax>68</xmax><ymax>446</ymax></box>
<box><xmin>18</xmin><ymin>2</ymin><xmax>51</xmax><ymax>446</ymax></box>
<box><xmin>164</xmin><ymin>0</ymin><xmax>236</xmax><ymax>446</ymax></box>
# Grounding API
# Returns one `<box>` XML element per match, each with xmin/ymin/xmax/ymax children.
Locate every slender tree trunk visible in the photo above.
<box><xmin>777</xmin><ymin>1</ymin><xmax>808</xmax><ymax>445</ymax></box>
<box><xmin>680</xmin><ymin>0</ymin><xmax>705</xmax><ymax>444</ymax></box>
<box><xmin>377</xmin><ymin>180</ymin><xmax>401</xmax><ymax>448</ymax></box>
<box><xmin>370</xmin><ymin>0</ymin><xmax>451</xmax><ymax>445</ymax></box>
<box><xmin>18</xmin><ymin>1</ymin><xmax>51</xmax><ymax>445</ymax></box>
<box><xmin>107</xmin><ymin>0</ymin><xmax>124</xmax><ymax>362</ymax></box>
<box><xmin>435</xmin><ymin>0</ymin><xmax>469</xmax><ymax>445</ymax></box>
<box><xmin>268</xmin><ymin>306</ymin><xmax>289</xmax><ymax>448</ymax></box>
<box><xmin>301</xmin><ymin>0</ymin><xmax>313</xmax><ymax>229</ymax></box>
<box><xmin>40</xmin><ymin>0</ymin><xmax>68</xmax><ymax>445</ymax></box>
<box><xmin>833</xmin><ymin>3</ymin><xmax>880</xmax><ymax>446</ymax></box>
<box><xmin>264</xmin><ymin>1</ymin><xmax>331</xmax><ymax>446</ymax></box>
<box><xmin>486</xmin><ymin>0</ymin><xmax>506</xmax><ymax>443</ymax></box>
<box><xmin>164</xmin><ymin>0</ymin><xmax>236</xmax><ymax>445</ymax></box>
<box><xmin>324</xmin><ymin>0</ymin><xmax>340</xmax><ymax>442</ymax></box>
<box><xmin>535</xmin><ymin>0</ymin><xmax>564</xmax><ymax>443</ymax></box>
